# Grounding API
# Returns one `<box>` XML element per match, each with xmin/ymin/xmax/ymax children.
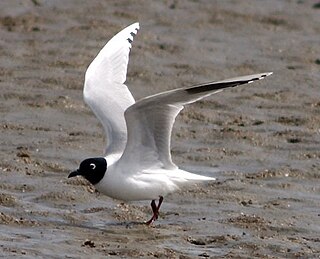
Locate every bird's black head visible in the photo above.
<box><xmin>68</xmin><ymin>157</ymin><xmax>107</xmax><ymax>185</ymax></box>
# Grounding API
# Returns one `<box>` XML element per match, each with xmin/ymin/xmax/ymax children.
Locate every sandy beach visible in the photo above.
<box><xmin>0</xmin><ymin>0</ymin><xmax>319</xmax><ymax>257</ymax></box>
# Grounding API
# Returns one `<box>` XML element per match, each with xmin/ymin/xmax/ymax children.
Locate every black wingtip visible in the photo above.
<box><xmin>127</xmin><ymin>26</ymin><xmax>139</xmax><ymax>44</ymax></box>
<box><xmin>185</xmin><ymin>72</ymin><xmax>272</xmax><ymax>95</ymax></box>
<box><xmin>185</xmin><ymin>81</ymin><xmax>244</xmax><ymax>94</ymax></box>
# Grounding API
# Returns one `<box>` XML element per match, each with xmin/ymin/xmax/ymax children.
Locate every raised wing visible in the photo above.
<box><xmin>83</xmin><ymin>23</ymin><xmax>139</xmax><ymax>159</ymax></box>
<box><xmin>119</xmin><ymin>72</ymin><xmax>272</xmax><ymax>171</ymax></box>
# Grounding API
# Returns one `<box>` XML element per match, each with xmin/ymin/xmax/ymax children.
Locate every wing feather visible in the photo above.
<box><xmin>83</xmin><ymin>23</ymin><xmax>139</xmax><ymax>157</ymax></box>
<box><xmin>119</xmin><ymin>72</ymin><xmax>272</xmax><ymax>170</ymax></box>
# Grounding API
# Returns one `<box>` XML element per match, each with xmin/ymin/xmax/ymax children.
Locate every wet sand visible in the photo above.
<box><xmin>1</xmin><ymin>0</ymin><xmax>320</xmax><ymax>258</ymax></box>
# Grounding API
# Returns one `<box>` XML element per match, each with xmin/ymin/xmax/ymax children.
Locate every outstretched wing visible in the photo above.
<box><xmin>83</xmin><ymin>23</ymin><xmax>139</xmax><ymax>158</ymax></box>
<box><xmin>119</xmin><ymin>72</ymin><xmax>272</xmax><ymax>171</ymax></box>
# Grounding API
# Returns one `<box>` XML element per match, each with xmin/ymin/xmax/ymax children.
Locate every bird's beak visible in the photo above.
<box><xmin>68</xmin><ymin>170</ymin><xmax>81</xmax><ymax>178</ymax></box>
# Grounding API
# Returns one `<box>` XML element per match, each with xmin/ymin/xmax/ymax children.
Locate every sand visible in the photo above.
<box><xmin>0</xmin><ymin>0</ymin><xmax>319</xmax><ymax>258</ymax></box>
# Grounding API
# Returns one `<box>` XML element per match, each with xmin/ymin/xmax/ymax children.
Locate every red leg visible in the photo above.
<box><xmin>145</xmin><ymin>200</ymin><xmax>157</xmax><ymax>225</ymax></box>
<box><xmin>151</xmin><ymin>200</ymin><xmax>157</xmax><ymax>216</ymax></box>
<box><xmin>145</xmin><ymin>196</ymin><xmax>164</xmax><ymax>225</ymax></box>
<box><xmin>157</xmin><ymin>196</ymin><xmax>163</xmax><ymax>211</ymax></box>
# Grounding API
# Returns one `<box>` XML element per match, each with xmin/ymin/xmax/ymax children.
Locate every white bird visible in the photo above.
<box><xmin>68</xmin><ymin>22</ymin><xmax>272</xmax><ymax>224</ymax></box>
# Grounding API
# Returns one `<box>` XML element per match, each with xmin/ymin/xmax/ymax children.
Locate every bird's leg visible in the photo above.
<box><xmin>146</xmin><ymin>200</ymin><xmax>157</xmax><ymax>225</ymax></box>
<box><xmin>145</xmin><ymin>196</ymin><xmax>164</xmax><ymax>225</ymax></box>
<box><xmin>157</xmin><ymin>196</ymin><xmax>163</xmax><ymax>211</ymax></box>
<box><xmin>151</xmin><ymin>200</ymin><xmax>158</xmax><ymax>217</ymax></box>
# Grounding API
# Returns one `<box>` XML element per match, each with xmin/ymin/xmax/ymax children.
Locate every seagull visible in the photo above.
<box><xmin>68</xmin><ymin>22</ymin><xmax>272</xmax><ymax>225</ymax></box>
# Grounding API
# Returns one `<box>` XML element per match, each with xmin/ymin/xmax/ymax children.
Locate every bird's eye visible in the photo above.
<box><xmin>89</xmin><ymin>163</ymin><xmax>96</xmax><ymax>170</ymax></box>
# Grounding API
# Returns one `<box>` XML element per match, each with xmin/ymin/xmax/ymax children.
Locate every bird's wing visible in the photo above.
<box><xmin>83</xmin><ymin>23</ymin><xmax>139</xmax><ymax>157</ymax></box>
<box><xmin>118</xmin><ymin>72</ymin><xmax>272</xmax><ymax>171</ymax></box>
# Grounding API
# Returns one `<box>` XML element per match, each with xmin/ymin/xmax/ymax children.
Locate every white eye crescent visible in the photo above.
<box><xmin>90</xmin><ymin>163</ymin><xmax>96</xmax><ymax>170</ymax></box>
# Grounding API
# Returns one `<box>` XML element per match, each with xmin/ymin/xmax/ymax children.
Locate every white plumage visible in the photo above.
<box><xmin>69</xmin><ymin>22</ymin><xmax>272</xmax><ymax>224</ymax></box>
